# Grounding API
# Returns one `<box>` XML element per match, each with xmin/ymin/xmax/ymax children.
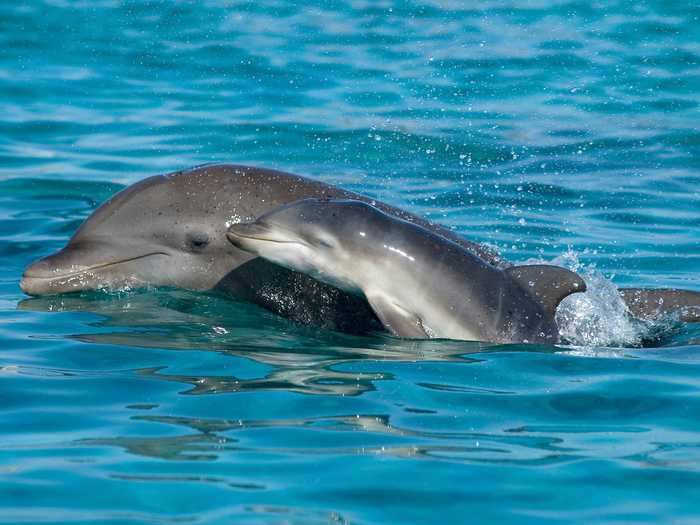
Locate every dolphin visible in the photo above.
<box><xmin>20</xmin><ymin>164</ymin><xmax>502</xmax><ymax>333</ymax></box>
<box><xmin>20</xmin><ymin>164</ymin><xmax>700</xmax><ymax>333</ymax></box>
<box><xmin>227</xmin><ymin>198</ymin><xmax>586</xmax><ymax>344</ymax></box>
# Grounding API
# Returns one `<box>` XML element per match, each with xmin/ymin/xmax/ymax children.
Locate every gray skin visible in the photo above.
<box><xmin>618</xmin><ymin>289</ymin><xmax>699</xmax><ymax>323</ymax></box>
<box><xmin>227</xmin><ymin>198</ymin><xmax>587</xmax><ymax>344</ymax></box>
<box><xmin>20</xmin><ymin>164</ymin><xmax>700</xmax><ymax>333</ymax></box>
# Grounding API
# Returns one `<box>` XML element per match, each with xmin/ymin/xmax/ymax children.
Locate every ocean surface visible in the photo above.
<box><xmin>2</xmin><ymin>1</ymin><xmax>699</xmax><ymax>524</ymax></box>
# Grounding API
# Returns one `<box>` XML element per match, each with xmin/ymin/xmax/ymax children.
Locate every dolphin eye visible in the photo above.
<box><xmin>187</xmin><ymin>231</ymin><xmax>210</xmax><ymax>250</ymax></box>
<box><xmin>315</xmin><ymin>236</ymin><xmax>335</xmax><ymax>249</ymax></box>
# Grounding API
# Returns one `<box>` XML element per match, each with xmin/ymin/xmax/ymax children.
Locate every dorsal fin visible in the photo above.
<box><xmin>505</xmin><ymin>264</ymin><xmax>586</xmax><ymax>317</ymax></box>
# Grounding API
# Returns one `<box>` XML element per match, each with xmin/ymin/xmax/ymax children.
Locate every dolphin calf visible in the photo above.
<box><xmin>227</xmin><ymin>198</ymin><xmax>586</xmax><ymax>344</ymax></box>
<box><xmin>20</xmin><ymin>164</ymin><xmax>700</xmax><ymax>333</ymax></box>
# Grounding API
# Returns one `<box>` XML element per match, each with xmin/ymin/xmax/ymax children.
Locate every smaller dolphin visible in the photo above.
<box><xmin>227</xmin><ymin>199</ymin><xmax>586</xmax><ymax>344</ymax></box>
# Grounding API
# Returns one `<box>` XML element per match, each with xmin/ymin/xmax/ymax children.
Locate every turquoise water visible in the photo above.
<box><xmin>2</xmin><ymin>1</ymin><xmax>700</xmax><ymax>523</ymax></box>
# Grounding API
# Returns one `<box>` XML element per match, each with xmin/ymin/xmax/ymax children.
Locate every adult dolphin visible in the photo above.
<box><xmin>227</xmin><ymin>198</ymin><xmax>586</xmax><ymax>343</ymax></box>
<box><xmin>20</xmin><ymin>164</ymin><xmax>700</xmax><ymax>332</ymax></box>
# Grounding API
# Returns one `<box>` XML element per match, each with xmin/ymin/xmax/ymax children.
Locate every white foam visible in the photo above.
<box><xmin>531</xmin><ymin>250</ymin><xmax>677</xmax><ymax>349</ymax></box>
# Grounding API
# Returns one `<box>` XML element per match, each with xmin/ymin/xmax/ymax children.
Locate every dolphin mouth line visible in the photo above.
<box><xmin>23</xmin><ymin>252</ymin><xmax>171</xmax><ymax>281</ymax></box>
<box><xmin>226</xmin><ymin>230</ymin><xmax>297</xmax><ymax>245</ymax></box>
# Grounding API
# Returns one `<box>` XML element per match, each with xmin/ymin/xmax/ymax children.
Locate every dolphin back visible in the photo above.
<box><xmin>619</xmin><ymin>288</ymin><xmax>700</xmax><ymax>322</ymax></box>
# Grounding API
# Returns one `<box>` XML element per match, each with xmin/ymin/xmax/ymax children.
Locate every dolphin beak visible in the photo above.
<box><xmin>20</xmin><ymin>260</ymin><xmax>49</xmax><ymax>295</ymax></box>
<box><xmin>20</xmin><ymin>242</ymin><xmax>169</xmax><ymax>296</ymax></box>
<box><xmin>20</xmin><ymin>246</ymin><xmax>92</xmax><ymax>295</ymax></box>
<box><xmin>226</xmin><ymin>223</ymin><xmax>287</xmax><ymax>246</ymax></box>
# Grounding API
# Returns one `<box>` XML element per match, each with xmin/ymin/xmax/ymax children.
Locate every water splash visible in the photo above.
<box><xmin>547</xmin><ymin>251</ymin><xmax>679</xmax><ymax>349</ymax></box>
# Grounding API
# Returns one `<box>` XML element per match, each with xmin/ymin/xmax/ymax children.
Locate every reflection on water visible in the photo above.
<box><xmin>137</xmin><ymin>365</ymin><xmax>386</xmax><ymax>397</ymax></box>
<box><xmin>18</xmin><ymin>289</ymin><xmax>493</xmax><ymax>398</ymax></box>
<box><xmin>75</xmin><ymin>403</ymin><xmax>684</xmax><ymax>470</ymax></box>
<box><xmin>80</xmin><ymin>410</ymin><xmax>578</xmax><ymax>465</ymax></box>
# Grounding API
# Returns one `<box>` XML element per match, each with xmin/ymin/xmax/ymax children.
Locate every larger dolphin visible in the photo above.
<box><xmin>20</xmin><ymin>164</ymin><xmax>700</xmax><ymax>332</ymax></box>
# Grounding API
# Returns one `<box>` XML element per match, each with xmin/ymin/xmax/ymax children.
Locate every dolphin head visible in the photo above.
<box><xmin>226</xmin><ymin>198</ymin><xmax>387</xmax><ymax>293</ymax></box>
<box><xmin>20</xmin><ymin>173</ymin><xmax>244</xmax><ymax>295</ymax></box>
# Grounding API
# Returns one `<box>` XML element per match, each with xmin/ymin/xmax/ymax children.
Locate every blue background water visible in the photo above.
<box><xmin>1</xmin><ymin>1</ymin><xmax>699</xmax><ymax>523</ymax></box>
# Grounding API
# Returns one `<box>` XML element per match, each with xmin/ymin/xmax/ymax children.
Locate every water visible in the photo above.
<box><xmin>2</xmin><ymin>1</ymin><xmax>699</xmax><ymax>523</ymax></box>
